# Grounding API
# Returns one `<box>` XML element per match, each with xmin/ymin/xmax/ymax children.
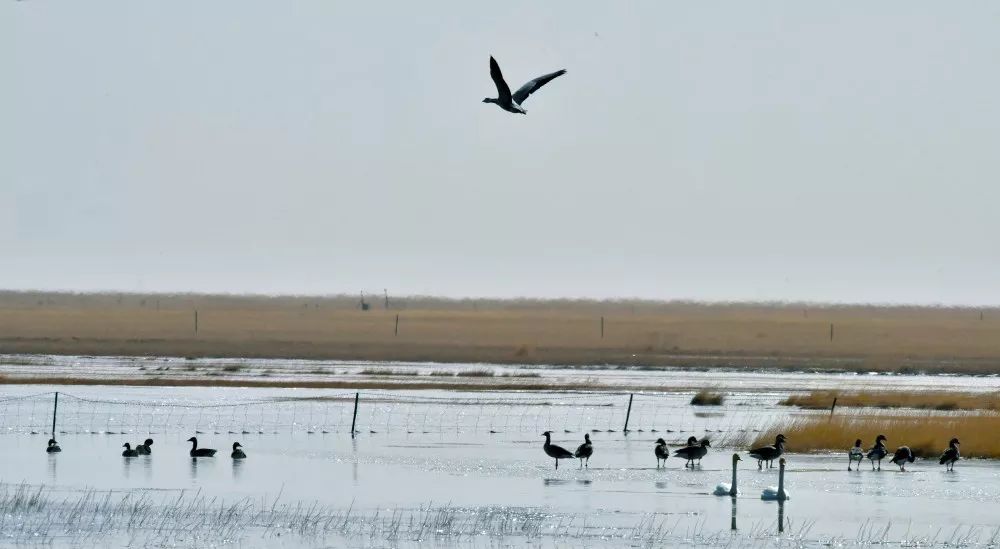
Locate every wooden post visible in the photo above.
<box><xmin>394</xmin><ymin>314</ymin><xmax>399</xmax><ymax>336</ymax></box>
<box><xmin>194</xmin><ymin>310</ymin><xmax>199</xmax><ymax>333</ymax></box>
<box><xmin>600</xmin><ymin>316</ymin><xmax>605</xmax><ymax>339</ymax></box>
<box><xmin>829</xmin><ymin>323</ymin><xmax>834</xmax><ymax>341</ymax></box>
<box><xmin>51</xmin><ymin>392</ymin><xmax>59</xmax><ymax>438</ymax></box>
<box><xmin>981</xmin><ymin>311</ymin><xmax>985</xmax><ymax>321</ymax></box>
<box><xmin>384</xmin><ymin>289</ymin><xmax>389</xmax><ymax>310</ymax></box>
<box><xmin>623</xmin><ymin>393</ymin><xmax>634</xmax><ymax>433</ymax></box>
<box><xmin>350</xmin><ymin>392</ymin><xmax>359</xmax><ymax>438</ymax></box>
<box><xmin>830</xmin><ymin>397</ymin><xmax>837</xmax><ymax>418</ymax></box>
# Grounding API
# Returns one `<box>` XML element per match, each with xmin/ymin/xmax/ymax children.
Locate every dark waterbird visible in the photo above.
<box><xmin>848</xmin><ymin>439</ymin><xmax>864</xmax><ymax>471</ymax></box>
<box><xmin>136</xmin><ymin>438</ymin><xmax>153</xmax><ymax>455</ymax></box>
<box><xmin>46</xmin><ymin>439</ymin><xmax>61</xmax><ymax>453</ymax></box>
<box><xmin>749</xmin><ymin>434</ymin><xmax>786</xmax><ymax>469</ymax></box>
<box><xmin>231</xmin><ymin>442</ymin><xmax>246</xmax><ymax>459</ymax></box>
<box><xmin>674</xmin><ymin>438</ymin><xmax>711</xmax><ymax>468</ymax></box>
<box><xmin>484</xmin><ymin>56</ymin><xmax>566</xmax><ymax>115</ymax></box>
<box><xmin>574</xmin><ymin>434</ymin><xmax>593</xmax><ymax>468</ymax></box>
<box><xmin>939</xmin><ymin>438</ymin><xmax>960</xmax><ymax>471</ymax></box>
<box><xmin>891</xmin><ymin>446</ymin><xmax>915</xmax><ymax>471</ymax></box>
<box><xmin>542</xmin><ymin>431</ymin><xmax>574</xmax><ymax>469</ymax></box>
<box><xmin>654</xmin><ymin>438</ymin><xmax>669</xmax><ymax>468</ymax></box>
<box><xmin>866</xmin><ymin>434</ymin><xmax>888</xmax><ymax>471</ymax></box>
<box><xmin>121</xmin><ymin>443</ymin><xmax>138</xmax><ymax>457</ymax></box>
<box><xmin>187</xmin><ymin>437</ymin><xmax>217</xmax><ymax>457</ymax></box>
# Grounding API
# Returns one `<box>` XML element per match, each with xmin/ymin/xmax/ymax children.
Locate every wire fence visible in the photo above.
<box><xmin>0</xmin><ymin>391</ymin><xmax>793</xmax><ymax>444</ymax></box>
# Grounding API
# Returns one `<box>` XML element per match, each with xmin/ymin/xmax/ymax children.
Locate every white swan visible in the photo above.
<box><xmin>761</xmin><ymin>457</ymin><xmax>790</xmax><ymax>501</ymax></box>
<box><xmin>714</xmin><ymin>453</ymin><xmax>741</xmax><ymax>496</ymax></box>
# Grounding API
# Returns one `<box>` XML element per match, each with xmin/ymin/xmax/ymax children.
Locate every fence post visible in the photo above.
<box><xmin>623</xmin><ymin>393</ymin><xmax>634</xmax><ymax>433</ymax></box>
<box><xmin>830</xmin><ymin>397</ymin><xmax>837</xmax><ymax>418</ymax></box>
<box><xmin>51</xmin><ymin>392</ymin><xmax>59</xmax><ymax>437</ymax></box>
<box><xmin>600</xmin><ymin>316</ymin><xmax>604</xmax><ymax>339</ymax></box>
<box><xmin>350</xmin><ymin>392</ymin><xmax>360</xmax><ymax>438</ymax></box>
<box><xmin>395</xmin><ymin>314</ymin><xmax>399</xmax><ymax>336</ymax></box>
<box><xmin>829</xmin><ymin>323</ymin><xmax>834</xmax><ymax>342</ymax></box>
<box><xmin>195</xmin><ymin>310</ymin><xmax>199</xmax><ymax>333</ymax></box>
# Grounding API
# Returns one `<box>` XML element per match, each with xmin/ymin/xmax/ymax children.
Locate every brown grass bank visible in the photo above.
<box><xmin>753</xmin><ymin>414</ymin><xmax>1000</xmax><ymax>459</ymax></box>
<box><xmin>2</xmin><ymin>291</ymin><xmax>1000</xmax><ymax>374</ymax></box>
<box><xmin>781</xmin><ymin>390</ymin><xmax>1000</xmax><ymax>411</ymax></box>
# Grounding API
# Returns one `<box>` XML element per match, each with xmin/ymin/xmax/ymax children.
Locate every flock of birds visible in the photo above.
<box><xmin>542</xmin><ymin>432</ymin><xmax>965</xmax><ymax>500</ymax></box>
<box><xmin>45</xmin><ymin>437</ymin><xmax>247</xmax><ymax>459</ymax></box>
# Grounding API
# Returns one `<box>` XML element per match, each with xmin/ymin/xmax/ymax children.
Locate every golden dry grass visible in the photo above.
<box><xmin>1</xmin><ymin>291</ymin><xmax>999</xmax><ymax>373</ymax></box>
<box><xmin>781</xmin><ymin>390</ymin><xmax>1000</xmax><ymax>411</ymax></box>
<box><xmin>753</xmin><ymin>414</ymin><xmax>1000</xmax><ymax>459</ymax></box>
<box><xmin>690</xmin><ymin>389</ymin><xmax>725</xmax><ymax>405</ymax></box>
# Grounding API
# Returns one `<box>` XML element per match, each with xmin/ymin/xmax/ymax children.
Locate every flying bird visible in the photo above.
<box><xmin>483</xmin><ymin>56</ymin><xmax>566</xmax><ymax>115</ymax></box>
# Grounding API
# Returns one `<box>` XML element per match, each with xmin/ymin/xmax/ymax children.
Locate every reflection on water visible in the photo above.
<box><xmin>122</xmin><ymin>456</ymin><xmax>132</xmax><ymax>479</ymax></box>
<box><xmin>47</xmin><ymin>453</ymin><xmax>57</xmax><ymax>482</ymax></box>
<box><xmin>233</xmin><ymin>458</ymin><xmax>244</xmax><ymax>480</ymax></box>
<box><xmin>731</xmin><ymin>498</ymin><xmax>737</xmax><ymax>531</ymax></box>
<box><xmin>778</xmin><ymin>500</ymin><xmax>785</xmax><ymax>533</ymax></box>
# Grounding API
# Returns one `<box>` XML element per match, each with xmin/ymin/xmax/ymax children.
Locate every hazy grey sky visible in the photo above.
<box><xmin>4</xmin><ymin>2</ymin><xmax>999</xmax><ymax>304</ymax></box>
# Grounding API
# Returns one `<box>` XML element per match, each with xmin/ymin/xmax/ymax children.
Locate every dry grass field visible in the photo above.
<box><xmin>1</xmin><ymin>291</ymin><xmax>999</xmax><ymax>374</ymax></box>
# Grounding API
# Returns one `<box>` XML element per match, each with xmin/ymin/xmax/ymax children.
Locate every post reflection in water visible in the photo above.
<box><xmin>778</xmin><ymin>500</ymin><xmax>785</xmax><ymax>533</ymax></box>
<box><xmin>351</xmin><ymin>438</ymin><xmax>359</xmax><ymax>485</ymax></box>
<box><xmin>47</xmin><ymin>454</ymin><xmax>57</xmax><ymax>482</ymax></box>
<box><xmin>730</xmin><ymin>497</ymin><xmax>737</xmax><ymax>531</ymax></box>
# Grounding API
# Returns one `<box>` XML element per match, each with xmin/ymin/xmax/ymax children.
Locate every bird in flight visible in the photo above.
<box><xmin>483</xmin><ymin>56</ymin><xmax>566</xmax><ymax>115</ymax></box>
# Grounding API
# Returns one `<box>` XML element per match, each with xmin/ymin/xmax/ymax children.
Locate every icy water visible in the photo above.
<box><xmin>1</xmin><ymin>362</ymin><xmax>1000</xmax><ymax>547</ymax></box>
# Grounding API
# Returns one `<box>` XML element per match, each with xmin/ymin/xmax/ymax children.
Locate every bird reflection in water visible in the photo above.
<box><xmin>47</xmin><ymin>454</ymin><xmax>57</xmax><ymax>482</ymax></box>
<box><xmin>778</xmin><ymin>500</ymin><xmax>785</xmax><ymax>533</ymax></box>
<box><xmin>232</xmin><ymin>457</ymin><xmax>244</xmax><ymax>481</ymax></box>
<box><xmin>730</xmin><ymin>498</ymin><xmax>737</xmax><ymax>531</ymax></box>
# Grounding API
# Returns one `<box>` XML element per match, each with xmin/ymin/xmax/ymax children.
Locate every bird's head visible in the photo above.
<box><xmin>584</xmin><ymin>434</ymin><xmax>590</xmax><ymax>442</ymax></box>
<box><xmin>144</xmin><ymin>439</ymin><xmax>153</xmax><ymax>446</ymax></box>
<box><xmin>854</xmin><ymin>439</ymin><xmax>862</xmax><ymax>446</ymax></box>
<box><xmin>776</xmin><ymin>434</ymin><xmax>787</xmax><ymax>443</ymax></box>
<box><xmin>122</xmin><ymin>443</ymin><xmax>130</xmax><ymax>448</ymax></box>
<box><xmin>687</xmin><ymin>436</ymin><xmax>698</xmax><ymax>445</ymax></box>
<box><xmin>187</xmin><ymin>437</ymin><xmax>196</xmax><ymax>443</ymax></box>
<box><xmin>876</xmin><ymin>434</ymin><xmax>887</xmax><ymax>443</ymax></box>
<box><xmin>655</xmin><ymin>438</ymin><xmax>666</xmax><ymax>445</ymax></box>
<box><xmin>541</xmin><ymin>431</ymin><xmax>551</xmax><ymax>437</ymax></box>
<box><xmin>950</xmin><ymin>438</ymin><xmax>960</xmax><ymax>446</ymax></box>
<box><xmin>482</xmin><ymin>98</ymin><xmax>494</xmax><ymax>104</ymax></box>
<box><xmin>48</xmin><ymin>439</ymin><xmax>57</xmax><ymax>445</ymax></box>
<box><xmin>732</xmin><ymin>453</ymin><xmax>742</xmax><ymax>462</ymax></box>
<box><xmin>233</xmin><ymin>442</ymin><xmax>242</xmax><ymax>449</ymax></box>
<box><xmin>702</xmin><ymin>439</ymin><xmax>712</xmax><ymax>448</ymax></box>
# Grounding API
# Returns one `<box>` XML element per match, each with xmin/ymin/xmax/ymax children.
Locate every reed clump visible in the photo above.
<box><xmin>690</xmin><ymin>389</ymin><xmax>724</xmax><ymax>406</ymax></box>
<box><xmin>781</xmin><ymin>390</ymin><xmax>1000</xmax><ymax>411</ymax></box>
<box><xmin>456</xmin><ymin>369</ymin><xmax>495</xmax><ymax>377</ymax></box>
<box><xmin>752</xmin><ymin>413</ymin><xmax>1000</xmax><ymax>459</ymax></box>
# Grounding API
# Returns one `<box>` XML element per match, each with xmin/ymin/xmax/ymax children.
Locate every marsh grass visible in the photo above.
<box><xmin>690</xmin><ymin>389</ymin><xmax>725</xmax><ymax>406</ymax></box>
<box><xmin>455</xmin><ymin>369</ymin><xmax>495</xmax><ymax>377</ymax></box>
<box><xmin>753</xmin><ymin>413</ymin><xmax>1000</xmax><ymax>458</ymax></box>
<box><xmin>359</xmin><ymin>368</ymin><xmax>419</xmax><ymax>376</ymax></box>
<box><xmin>781</xmin><ymin>390</ymin><xmax>1000</xmax><ymax>411</ymax></box>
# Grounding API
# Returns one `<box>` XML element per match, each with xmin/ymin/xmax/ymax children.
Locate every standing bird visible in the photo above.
<box><xmin>46</xmin><ymin>439</ymin><xmax>61</xmax><ymax>453</ymax></box>
<box><xmin>231</xmin><ymin>442</ymin><xmax>246</xmax><ymax>459</ymax></box>
<box><xmin>714</xmin><ymin>454</ymin><xmax>742</xmax><ymax>496</ymax></box>
<box><xmin>654</xmin><ymin>438</ymin><xmax>669</xmax><ymax>468</ymax></box>
<box><xmin>760</xmin><ymin>458</ymin><xmax>790</xmax><ymax>501</ymax></box>
<box><xmin>939</xmin><ymin>438</ymin><xmax>960</xmax><ymax>471</ymax></box>
<box><xmin>866</xmin><ymin>434</ymin><xmax>888</xmax><ymax>471</ymax></box>
<box><xmin>574</xmin><ymin>434</ymin><xmax>593</xmax><ymax>468</ymax></box>
<box><xmin>136</xmin><ymin>438</ymin><xmax>153</xmax><ymax>455</ymax></box>
<box><xmin>749</xmin><ymin>434</ymin><xmax>787</xmax><ymax>469</ymax></box>
<box><xmin>121</xmin><ymin>443</ymin><xmax>138</xmax><ymax>457</ymax></box>
<box><xmin>483</xmin><ymin>56</ymin><xmax>566</xmax><ymax>115</ymax></box>
<box><xmin>848</xmin><ymin>439</ymin><xmax>864</xmax><ymax>471</ymax></box>
<box><xmin>186</xmin><ymin>437</ymin><xmax>217</xmax><ymax>457</ymax></box>
<box><xmin>674</xmin><ymin>438</ymin><xmax>711</xmax><ymax>468</ymax></box>
<box><xmin>890</xmin><ymin>446</ymin><xmax>915</xmax><ymax>471</ymax></box>
<box><xmin>541</xmin><ymin>431</ymin><xmax>574</xmax><ymax>469</ymax></box>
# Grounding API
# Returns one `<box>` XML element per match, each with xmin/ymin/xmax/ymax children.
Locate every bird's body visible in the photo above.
<box><xmin>46</xmin><ymin>438</ymin><xmax>61</xmax><ymax>453</ymax></box>
<box><xmin>231</xmin><ymin>442</ymin><xmax>246</xmax><ymax>459</ymax></box>
<box><xmin>483</xmin><ymin>56</ymin><xmax>566</xmax><ymax>115</ymax></box>
<box><xmin>187</xmin><ymin>437</ymin><xmax>217</xmax><ymax>457</ymax></box>
<box><xmin>848</xmin><ymin>439</ymin><xmax>864</xmax><ymax>471</ymax></box>
<box><xmin>136</xmin><ymin>438</ymin><xmax>153</xmax><ymax>455</ymax></box>
<box><xmin>939</xmin><ymin>438</ymin><xmax>960</xmax><ymax>471</ymax></box>
<box><xmin>574</xmin><ymin>434</ymin><xmax>593</xmax><ymax>468</ymax></box>
<box><xmin>674</xmin><ymin>438</ymin><xmax>711</xmax><ymax>468</ymax></box>
<box><xmin>866</xmin><ymin>435</ymin><xmax>888</xmax><ymax>470</ymax></box>
<box><xmin>891</xmin><ymin>446</ymin><xmax>915</xmax><ymax>471</ymax></box>
<box><xmin>121</xmin><ymin>443</ymin><xmax>138</xmax><ymax>457</ymax></box>
<box><xmin>714</xmin><ymin>454</ymin><xmax>742</xmax><ymax>497</ymax></box>
<box><xmin>654</xmin><ymin>438</ymin><xmax>669</xmax><ymax>468</ymax></box>
<box><xmin>760</xmin><ymin>458</ymin><xmax>790</xmax><ymax>501</ymax></box>
<box><xmin>542</xmin><ymin>431</ymin><xmax>574</xmax><ymax>469</ymax></box>
<box><xmin>749</xmin><ymin>434</ymin><xmax>786</xmax><ymax>469</ymax></box>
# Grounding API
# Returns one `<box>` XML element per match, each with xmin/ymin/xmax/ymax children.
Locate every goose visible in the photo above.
<box><xmin>46</xmin><ymin>438</ymin><xmax>61</xmax><ymax>453</ymax></box>
<box><xmin>121</xmin><ymin>443</ymin><xmax>138</xmax><ymax>457</ymax></box>
<box><xmin>231</xmin><ymin>442</ymin><xmax>246</xmax><ymax>459</ymax></box>
<box><xmin>866</xmin><ymin>434</ymin><xmax>888</xmax><ymax>471</ymax></box>
<box><xmin>654</xmin><ymin>438</ymin><xmax>669</xmax><ymax>468</ymax></box>
<box><xmin>483</xmin><ymin>56</ymin><xmax>566</xmax><ymax>115</ymax></box>
<box><xmin>542</xmin><ymin>431</ymin><xmax>574</xmax><ymax>469</ymax></box>
<box><xmin>760</xmin><ymin>458</ymin><xmax>790</xmax><ymax>501</ymax></box>
<box><xmin>186</xmin><ymin>437</ymin><xmax>217</xmax><ymax>457</ymax></box>
<box><xmin>136</xmin><ymin>438</ymin><xmax>153</xmax><ymax>455</ymax></box>
<box><xmin>749</xmin><ymin>434</ymin><xmax>786</xmax><ymax>469</ymax></box>
<box><xmin>713</xmin><ymin>454</ymin><xmax>742</xmax><ymax>496</ymax></box>
<box><xmin>939</xmin><ymin>438</ymin><xmax>960</xmax><ymax>471</ymax></box>
<box><xmin>674</xmin><ymin>438</ymin><xmax>711</xmax><ymax>468</ymax></box>
<box><xmin>574</xmin><ymin>434</ymin><xmax>593</xmax><ymax>468</ymax></box>
<box><xmin>890</xmin><ymin>446</ymin><xmax>915</xmax><ymax>471</ymax></box>
<box><xmin>848</xmin><ymin>439</ymin><xmax>864</xmax><ymax>471</ymax></box>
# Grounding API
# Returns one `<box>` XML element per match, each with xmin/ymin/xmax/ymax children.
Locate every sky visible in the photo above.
<box><xmin>3</xmin><ymin>1</ymin><xmax>999</xmax><ymax>305</ymax></box>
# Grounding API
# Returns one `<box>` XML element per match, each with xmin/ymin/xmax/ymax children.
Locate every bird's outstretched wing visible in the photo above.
<box><xmin>512</xmin><ymin>69</ymin><xmax>566</xmax><ymax>105</ymax></box>
<box><xmin>489</xmin><ymin>56</ymin><xmax>512</xmax><ymax>105</ymax></box>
